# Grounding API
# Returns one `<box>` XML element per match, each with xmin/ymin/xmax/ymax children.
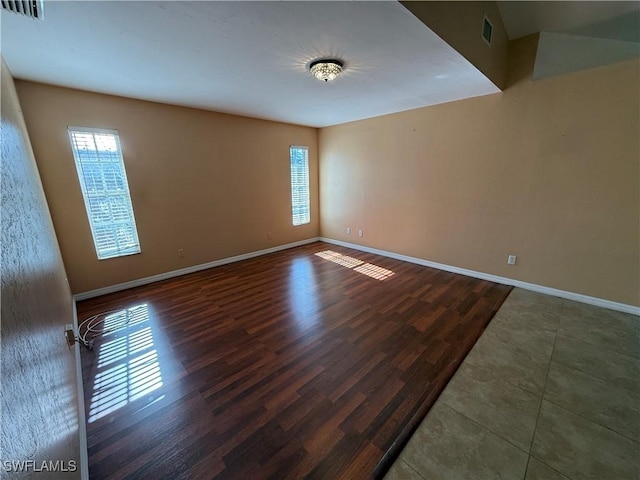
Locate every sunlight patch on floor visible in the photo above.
<box><xmin>315</xmin><ymin>250</ymin><xmax>394</xmax><ymax>281</ymax></box>
<box><xmin>88</xmin><ymin>304</ymin><xmax>164</xmax><ymax>423</ymax></box>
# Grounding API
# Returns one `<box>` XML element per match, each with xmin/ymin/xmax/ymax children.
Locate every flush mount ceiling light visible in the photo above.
<box><xmin>309</xmin><ymin>59</ymin><xmax>344</xmax><ymax>82</ymax></box>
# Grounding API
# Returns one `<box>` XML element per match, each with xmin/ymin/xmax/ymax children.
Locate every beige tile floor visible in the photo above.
<box><xmin>385</xmin><ymin>288</ymin><xmax>640</xmax><ymax>480</ymax></box>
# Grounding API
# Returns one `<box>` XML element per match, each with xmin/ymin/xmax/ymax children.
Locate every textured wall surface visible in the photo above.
<box><xmin>15</xmin><ymin>82</ymin><xmax>319</xmax><ymax>294</ymax></box>
<box><xmin>1</xmin><ymin>59</ymin><xmax>81</xmax><ymax>478</ymax></box>
<box><xmin>319</xmin><ymin>35</ymin><xmax>639</xmax><ymax>306</ymax></box>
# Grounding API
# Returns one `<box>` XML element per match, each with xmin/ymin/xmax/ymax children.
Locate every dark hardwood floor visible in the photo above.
<box><xmin>78</xmin><ymin>241</ymin><xmax>512</xmax><ymax>479</ymax></box>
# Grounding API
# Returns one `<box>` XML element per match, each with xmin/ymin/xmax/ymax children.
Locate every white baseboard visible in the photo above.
<box><xmin>72</xmin><ymin>302</ymin><xmax>90</xmax><ymax>480</ymax></box>
<box><xmin>74</xmin><ymin>237</ymin><xmax>321</xmax><ymax>301</ymax></box>
<box><xmin>320</xmin><ymin>237</ymin><xmax>640</xmax><ymax>316</ymax></box>
<box><xmin>74</xmin><ymin>235</ymin><xmax>639</xmax><ymax>316</ymax></box>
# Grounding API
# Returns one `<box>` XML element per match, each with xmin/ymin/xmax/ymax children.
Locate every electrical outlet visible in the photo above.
<box><xmin>346</xmin><ymin>227</ymin><xmax>351</xmax><ymax>235</ymax></box>
<box><xmin>507</xmin><ymin>255</ymin><xmax>517</xmax><ymax>265</ymax></box>
<box><xmin>178</xmin><ymin>248</ymin><xmax>185</xmax><ymax>258</ymax></box>
<box><xmin>358</xmin><ymin>229</ymin><xmax>364</xmax><ymax>237</ymax></box>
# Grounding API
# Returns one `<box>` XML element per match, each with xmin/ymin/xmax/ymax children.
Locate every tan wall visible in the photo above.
<box><xmin>319</xmin><ymin>35</ymin><xmax>640</xmax><ymax>306</ymax></box>
<box><xmin>1</xmin><ymin>59</ymin><xmax>81</xmax><ymax>475</ymax></box>
<box><xmin>16</xmin><ymin>82</ymin><xmax>319</xmax><ymax>294</ymax></box>
<box><xmin>401</xmin><ymin>1</ymin><xmax>509</xmax><ymax>89</ymax></box>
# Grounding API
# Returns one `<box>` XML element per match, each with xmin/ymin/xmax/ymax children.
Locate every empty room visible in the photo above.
<box><xmin>2</xmin><ymin>1</ymin><xmax>639</xmax><ymax>479</ymax></box>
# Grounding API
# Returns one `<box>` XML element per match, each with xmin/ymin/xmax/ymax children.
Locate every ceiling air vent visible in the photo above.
<box><xmin>1</xmin><ymin>0</ymin><xmax>43</xmax><ymax>19</ymax></box>
<box><xmin>481</xmin><ymin>15</ymin><xmax>493</xmax><ymax>46</ymax></box>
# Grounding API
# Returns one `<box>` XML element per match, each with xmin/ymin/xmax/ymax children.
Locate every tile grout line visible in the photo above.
<box><xmin>436</xmin><ymin>295</ymin><xmax>555</xmax><ymax>459</ymax></box>
<box><xmin>523</xmin><ymin>305</ymin><xmax>562</xmax><ymax>480</ymax></box>
<box><xmin>389</xmin><ymin>294</ymin><xmax>638</xmax><ymax>479</ymax></box>
<box><xmin>557</xmin><ymin>299</ymin><xmax>640</xmax><ymax>360</ymax></box>
<box><xmin>399</xmin><ymin>458</ymin><xmax>428</xmax><ymax>480</ymax></box>
<box><xmin>551</xmin><ymin>299</ymin><xmax>640</xmax><ymax>445</ymax></box>
<box><xmin>464</xmin><ymin>332</ymin><xmax>553</xmax><ymax>398</ymax></box>
<box><xmin>540</xmin><ymin>397</ymin><xmax>640</xmax><ymax>446</ymax></box>
<box><xmin>439</xmin><ymin>314</ymin><xmax>535</xmax><ymax>457</ymax></box>
<box><xmin>527</xmin><ymin>454</ymin><xmax>573</xmax><ymax>480</ymax></box>
<box><xmin>542</xmin><ymin>359</ymin><xmax>640</xmax><ymax>444</ymax></box>
<box><xmin>439</xmin><ymin>400</ymin><xmax>533</xmax><ymax>457</ymax></box>
<box><xmin>553</xmin><ymin>331</ymin><xmax>640</xmax><ymax>362</ymax></box>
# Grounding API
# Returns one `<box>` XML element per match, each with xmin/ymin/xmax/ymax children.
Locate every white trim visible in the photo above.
<box><xmin>73</xmin><ymin>237</ymin><xmax>321</xmax><ymax>301</ymax></box>
<box><xmin>68</xmin><ymin>127</ymin><xmax>142</xmax><ymax>260</ymax></box>
<box><xmin>290</xmin><ymin>146</ymin><xmax>310</xmax><ymax>227</ymax></box>
<box><xmin>319</xmin><ymin>237</ymin><xmax>640</xmax><ymax>316</ymax></box>
<box><xmin>73</xmin><ymin>235</ymin><xmax>640</xmax><ymax>316</ymax></box>
<box><xmin>67</xmin><ymin>125</ymin><xmax>118</xmax><ymax>135</ymax></box>
<box><xmin>72</xmin><ymin>302</ymin><xmax>90</xmax><ymax>480</ymax></box>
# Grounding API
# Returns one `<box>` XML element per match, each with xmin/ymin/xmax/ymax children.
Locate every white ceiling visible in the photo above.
<box><xmin>0</xmin><ymin>1</ymin><xmax>499</xmax><ymax>128</ymax></box>
<box><xmin>5</xmin><ymin>2</ymin><xmax>635</xmax><ymax>128</ymax></box>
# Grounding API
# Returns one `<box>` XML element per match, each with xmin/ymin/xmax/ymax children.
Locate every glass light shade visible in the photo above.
<box><xmin>309</xmin><ymin>60</ymin><xmax>343</xmax><ymax>82</ymax></box>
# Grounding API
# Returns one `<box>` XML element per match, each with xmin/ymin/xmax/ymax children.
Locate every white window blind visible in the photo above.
<box><xmin>68</xmin><ymin>127</ymin><xmax>141</xmax><ymax>260</ymax></box>
<box><xmin>290</xmin><ymin>146</ymin><xmax>310</xmax><ymax>226</ymax></box>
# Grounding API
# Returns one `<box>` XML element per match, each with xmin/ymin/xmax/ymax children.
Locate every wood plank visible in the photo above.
<box><xmin>78</xmin><ymin>241</ymin><xmax>511</xmax><ymax>479</ymax></box>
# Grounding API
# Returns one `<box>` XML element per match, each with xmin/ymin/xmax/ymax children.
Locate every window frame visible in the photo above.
<box><xmin>68</xmin><ymin>126</ymin><xmax>141</xmax><ymax>260</ymax></box>
<box><xmin>289</xmin><ymin>145</ymin><xmax>310</xmax><ymax>227</ymax></box>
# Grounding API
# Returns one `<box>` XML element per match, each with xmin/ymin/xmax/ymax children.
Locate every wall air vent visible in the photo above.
<box><xmin>481</xmin><ymin>15</ymin><xmax>493</xmax><ymax>46</ymax></box>
<box><xmin>1</xmin><ymin>0</ymin><xmax>43</xmax><ymax>19</ymax></box>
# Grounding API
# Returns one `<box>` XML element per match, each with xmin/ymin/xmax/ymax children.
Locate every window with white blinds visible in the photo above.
<box><xmin>68</xmin><ymin>127</ymin><xmax>141</xmax><ymax>260</ymax></box>
<box><xmin>290</xmin><ymin>146</ymin><xmax>310</xmax><ymax>226</ymax></box>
